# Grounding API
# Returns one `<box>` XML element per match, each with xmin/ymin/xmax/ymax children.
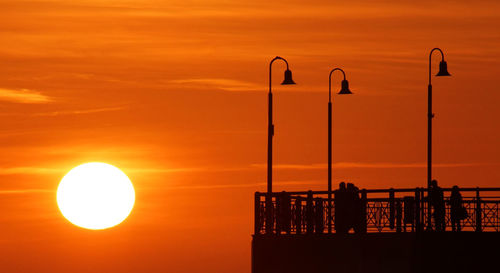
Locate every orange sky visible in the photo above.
<box><xmin>1</xmin><ymin>0</ymin><xmax>500</xmax><ymax>272</ymax></box>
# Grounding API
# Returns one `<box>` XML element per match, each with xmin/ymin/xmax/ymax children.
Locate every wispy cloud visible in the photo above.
<box><xmin>169</xmin><ymin>78</ymin><xmax>263</xmax><ymax>92</ymax></box>
<box><xmin>33</xmin><ymin>106</ymin><xmax>125</xmax><ymax>117</ymax></box>
<box><xmin>0</xmin><ymin>189</ymin><xmax>53</xmax><ymax>195</ymax></box>
<box><xmin>125</xmin><ymin>167</ymin><xmax>204</xmax><ymax>174</ymax></box>
<box><xmin>0</xmin><ymin>167</ymin><xmax>64</xmax><ymax>175</ymax></box>
<box><xmin>1</xmin><ymin>162</ymin><xmax>494</xmax><ymax>177</ymax></box>
<box><xmin>0</xmin><ymin>166</ymin><xmax>203</xmax><ymax>175</ymax></box>
<box><xmin>251</xmin><ymin>162</ymin><xmax>497</xmax><ymax>170</ymax></box>
<box><xmin>0</xmin><ymin>88</ymin><xmax>52</xmax><ymax>103</ymax></box>
<box><xmin>163</xmin><ymin>179</ymin><xmax>323</xmax><ymax>190</ymax></box>
<box><xmin>334</xmin><ymin>162</ymin><xmax>495</xmax><ymax>169</ymax></box>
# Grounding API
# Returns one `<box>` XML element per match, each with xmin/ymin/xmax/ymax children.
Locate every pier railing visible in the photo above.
<box><xmin>254</xmin><ymin>187</ymin><xmax>500</xmax><ymax>235</ymax></box>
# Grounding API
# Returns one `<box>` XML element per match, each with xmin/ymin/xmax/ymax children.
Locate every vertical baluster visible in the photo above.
<box><xmin>389</xmin><ymin>188</ymin><xmax>395</xmax><ymax>230</ymax></box>
<box><xmin>396</xmin><ymin>199</ymin><xmax>402</xmax><ymax>233</ymax></box>
<box><xmin>361</xmin><ymin>190</ymin><xmax>367</xmax><ymax>233</ymax></box>
<box><xmin>306</xmin><ymin>191</ymin><xmax>314</xmax><ymax>234</ymax></box>
<box><xmin>476</xmin><ymin>188</ymin><xmax>482</xmax><ymax>232</ymax></box>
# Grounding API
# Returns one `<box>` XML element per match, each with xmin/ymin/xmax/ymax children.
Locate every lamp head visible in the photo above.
<box><xmin>338</xmin><ymin>79</ymin><xmax>352</xmax><ymax>94</ymax></box>
<box><xmin>281</xmin><ymin>69</ymin><xmax>296</xmax><ymax>85</ymax></box>
<box><xmin>436</xmin><ymin>60</ymin><xmax>451</xmax><ymax>76</ymax></box>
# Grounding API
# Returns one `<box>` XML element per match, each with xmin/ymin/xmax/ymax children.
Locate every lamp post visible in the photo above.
<box><xmin>427</xmin><ymin>48</ymin><xmax>451</xmax><ymax>230</ymax></box>
<box><xmin>327</xmin><ymin>68</ymin><xmax>352</xmax><ymax>234</ymax></box>
<box><xmin>266</xmin><ymin>56</ymin><xmax>295</xmax><ymax>234</ymax></box>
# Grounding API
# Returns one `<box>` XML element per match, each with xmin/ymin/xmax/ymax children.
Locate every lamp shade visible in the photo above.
<box><xmin>338</xmin><ymin>79</ymin><xmax>352</xmax><ymax>94</ymax></box>
<box><xmin>281</xmin><ymin>69</ymin><xmax>296</xmax><ymax>85</ymax></box>
<box><xmin>436</xmin><ymin>61</ymin><xmax>451</xmax><ymax>76</ymax></box>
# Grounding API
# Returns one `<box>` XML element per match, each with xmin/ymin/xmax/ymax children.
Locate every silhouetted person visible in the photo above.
<box><xmin>334</xmin><ymin>182</ymin><xmax>347</xmax><ymax>234</ymax></box>
<box><xmin>314</xmin><ymin>197</ymin><xmax>324</xmax><ymax>234</ymax></box>
<box><xmin>346</xmin><ymin>183</ymin><xmax>360</xmax><ymax>233</ymax></box>
<box><xmin>429</xmin><ymin>180</ymin><xmax>445</xmax><ymax>231</ymax></box>
<box><xmin>449</xmin><ymin>185</ymin><xmax>465</xmax><ymax>232</ymax></box>
<box><xmin>278</xmin><ymin>191</ymin><xmax>292</xmax><ymax>234</ymax></box>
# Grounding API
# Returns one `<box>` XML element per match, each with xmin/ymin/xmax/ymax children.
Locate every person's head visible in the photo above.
<box><xmin>431</xmin><ymin>179</ymin><xmax>438</xmax><ymax>188</ymax></box>
<box><xmin>347</xmin><ymin>183</ymin><xmax>354</xmax><ymax>190</ymax></box>
<box><xmin>339</xmin><ymin>182</ymin><xmax>346</xmax><ymax>190</ymax></box>
<box><xmin>452</xmin><ymin>185</ymin><xmax>459</xmax><ymax>193</ymax></box>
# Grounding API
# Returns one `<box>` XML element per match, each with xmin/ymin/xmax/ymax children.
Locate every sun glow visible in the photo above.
<box><xmin>57</xmin><ymin>162</ymin><xmax>135</xmax><ymax>230</ymax></box>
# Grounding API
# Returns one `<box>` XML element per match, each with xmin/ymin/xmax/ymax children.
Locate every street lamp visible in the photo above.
<box><xmin>267</xmin><ymin>56</ymin><xmax>295</xmax><ymax>195</ymax></box>
<box><xmin>266</xmin><ymin>56</ymin><xmax>295</xmax><ymax>234</ymax></box>
<box><xmin>427</xmin><ymin>48</ymin><xmax>451</xmax><ymax>230</ymax></box>
<box><xmin>327</xmin><ymin>68</ymin><xmax>352</xmax><ymax>234</ymax></box>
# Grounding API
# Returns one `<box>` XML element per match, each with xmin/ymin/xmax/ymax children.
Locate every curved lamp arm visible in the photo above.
<box><xmin>429</xmin><ymin>48</ymin><xmax>445</xmax><ymax>84</ymax></box>
<box><xmin>329</xmin><ymin>68</ymin><xmax>347</xmax><ymax>102</ymax></box>
<box><xmin>269</xmin><ymin>56</ymin><xmax>290</xmax><ymax>93</ymax></box>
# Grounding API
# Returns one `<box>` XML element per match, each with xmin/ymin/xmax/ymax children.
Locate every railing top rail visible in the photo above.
<box><xmin>255</xmin><ymin>187</ymin><xmax>500</xmax><ymax>196</ymax></box>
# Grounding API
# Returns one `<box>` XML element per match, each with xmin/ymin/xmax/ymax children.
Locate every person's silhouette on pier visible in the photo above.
<box><xmin>334</xmin><ymin>182</ymin><xmax>347</xmax><ymax>234</ymax></box>
<box><xmin>346</xmin><ymin>183</ymin><xmax>360</xmax><ymax>233</ymax></box>
<box><xmin>429</xmin><ymin>180</ymin><xmax>445</xmax><ymax>231</ymax></box>
<box><xmin>450</xmin><ymin>185</ymin><xmax>465</xmax><ymax>232</ymax></box>
<box><xmin>278</xmin><ymin>191</ymin><xmax>292</xmax><ymax>234</ymax></box>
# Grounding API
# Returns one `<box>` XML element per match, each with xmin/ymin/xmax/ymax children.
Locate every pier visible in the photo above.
<box><xmin>252</xmin><ymin>187</ymin><xmax>500</xmax><ymax>273</ymax></box>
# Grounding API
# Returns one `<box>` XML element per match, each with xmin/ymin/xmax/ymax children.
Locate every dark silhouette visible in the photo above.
<box><xmin>314</xmin><ymin>197</ymin><xmax>324</xmax><ymax>234</ymax></box>
<box><xmin>277</xmin><ymin>191</ymin><xmax>291</xmax><ymax>234</ymax></box>
<box><xmin>429</xmin><ymin>179</ymin><xmax>445</xmax><ymax>231</ymax></box>
<box><xmin>346</xmin><ymin>183</ymin><xmax>361</xmax><ymax>233</ymax></box>
<box><xmin>254</xmin><ymin>187</ymin><xmax>500</xmax><ymax>273</ymax></box>
<box><xmin>264</xmin><ymin>57</ymin><xmax>295</xmax><ymax>234</ymax></box>
<box><xmin>327</xmin><ymin>68</ymin><xmax>353</xmax><ymax>234</ymax></box>
<box><xmin>306</xmin><ymin>191</ymin><xmax>314</xmax><ymax>234</ymax></box>
<box><xmin>403</xmin><ymin>196</ymin><xmax>415</xmax><ymax>232</ymax></box>
<box><xmin>256</xmin><ymin>186</ymin><xmax>500</xmax><ymax>235</ymax></box>
<box><xmin>426</xmin><ymin>48</ymin><xmax>451</xmax><ymax>230</ymax></box>
<box><xmin>334</xmin><ymin>182</ymin><xmax>347</xmax><ymax>234</ymax></box>
<box><xmin>449</xmin><ymin>185</ymin><xmax>465</xmax><ymax>232</ymax></box>
<box><xmin>293</xmin><ymin>196</ymin><xmax>302</xmax><ymax>234</ymax></box>
<box><xmin>266</xmin><ymin>57</ymin><xmax>295</xmax><ymax>195</ymax></box>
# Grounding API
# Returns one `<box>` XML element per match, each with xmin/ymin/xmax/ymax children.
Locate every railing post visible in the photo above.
<box><xmin>415</xmin><ymin>188</ymin><xmax>421</xmax><ymax>232</ymax></box>
<box><xmin>295</xmin><ymin>197</ymin><xmax>302</xmax><ymax>234</ymax></box>
<box><xmin>265</xmin><ymin>193</ymin><xmax>274</xmax><ymax>234</ymax></box>
<box><xmin>306</xmin><ymin>191</ymin><xmax>314</xmax><ymax>234</ymax></box>
<box><xmin>255</xmin><ymin>192</ymin><xmax>261</xmax><ymax>235</ymax></box>
<box><xmin>282</xmin><ymin>192</ymin><xmax>291</xmax><ymax>234</ymax></box>
<box><xmin>314</xmin><ymin>197</ymin><xmax>324</xmax><ymax>234</ymax></box>
<box><xmin>389</xmin><ymin>188</ymin><xmax>395</xmax><ymax>229</ymax></box>
<box><xmin>421</xmin><ymin>188</ymin><xmax>426</xmax><ymax>231</ymax></box>
<box><xmin>276</xmin><ymin>192</ymin><xmax>282</xmax><ymax>234</ymax></box>
<box><xmin>361</xmin><ymin>189</ymin><xmax>367</xmax><ymax>233</ymax></box>
<box><xmin>396</xmin><ymin>199</ymin><xmax>402</xmax><ymax>233</ymax></box>
<box><xmin>476</xmin><ymin>188</ymin><xmax>482</xmax><ymax>232</ymax></box>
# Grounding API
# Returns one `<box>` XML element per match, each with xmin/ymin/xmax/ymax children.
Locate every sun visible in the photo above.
<box><xmin>57</xmin><ymin>162</ymin><xmax>135</xmax><ymax>230</ymax></box>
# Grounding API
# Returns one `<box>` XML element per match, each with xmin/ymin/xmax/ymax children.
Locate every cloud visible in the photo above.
<box><xmin>0</xmin><ymin>167</ymin><xmax>64</xmax><ymax>175</ymax></box>
<box><xmin>33</xmin><ymin>106</ymin><xmax>125</xmax><ymax>117</ymax></box>
<box><xmin>0</xmin><ymin>166</ymin><xmax>203</xmax><ymax>175</ymax></box>
<box><xmin>250</xmin><ymin>162</ymin><xmax>496</xmax><ymax>170</ymax></box>
<box><xmin>0</xmin><ymin>189</ymin><xmax>53</xmax><ymax>195</ymax></box>
<box><xmin>125</xmin><ymin>167</ymin><xmax>204</xmax><ymax>173</ymax></box>
<box><xmin>163</xmin><ymin>179</ymin><xmax>323</xmax><ymax>190</ymax></box>
<box><xmin>169</xmin><ymin>78</ymin><xmax>263</xmax><ymax>92</ymax></box>
<box><xmin>0</xmin><ymin>88</ymin><xmax>52</xmax><ymax>103</ymax></box>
